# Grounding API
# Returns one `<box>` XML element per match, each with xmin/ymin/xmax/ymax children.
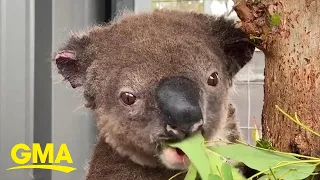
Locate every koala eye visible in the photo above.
<box><xmin>207</xmin><ymin>72</ymin><xmax>219</xmax><ymax>86</ymax></box>
<box><xmin>120</xmin><ymin>92</ymin><xmax>136</xmax><ymax>105</ymax></box>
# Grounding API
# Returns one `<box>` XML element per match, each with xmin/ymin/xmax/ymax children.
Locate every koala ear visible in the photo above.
<box><xmin>224</xmin><ymin>37</ymin><xmax>255</xmax><ymax>77</ymax></box>
<box><xmin>212</xmin><ymin>17</ymin><xmax>255</xmax><ymax>77</ymax></box>
<box><xmin>53</xmin><ymin>33</ymin><xmax>92</xmax><ymax>88</ymax></box>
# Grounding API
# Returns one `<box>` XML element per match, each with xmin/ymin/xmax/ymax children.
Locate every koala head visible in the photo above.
<box><xmin>53</xmin><ymin>10</ymin><xmax>254</xmax><ymax>170</ymax></box>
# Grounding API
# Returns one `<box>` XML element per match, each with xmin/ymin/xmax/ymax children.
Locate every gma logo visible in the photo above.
<box><xmin>7</xmin><ymin>143</ymin><xmax>76</xmax><ymax>173</ymax></box>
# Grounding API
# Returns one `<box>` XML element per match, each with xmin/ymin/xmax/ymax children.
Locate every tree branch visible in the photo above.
<box><xmin>233</xmin><ymin>0</ymin><xmax>254</xmax><ymax>21</ymax></box>
<box><xmin>232</xmin><ymin>0</ymin><xmax>270</xmax><ymax>51</ymax></box>
<box><xmin>232</xmin><ymin>0</ymin><xmax>261</xmax><ymax>34</ymax></box>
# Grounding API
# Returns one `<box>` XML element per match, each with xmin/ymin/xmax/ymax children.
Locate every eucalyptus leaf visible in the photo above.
<box><xmin>208</xmin><ymin>144</ymin><xmax>317</xmax><ymax>180</ymax></box>
<box><xmin>208</xmin><ymin>174</ymin><xmax>222</xmax><ymax>180</ymax></box>
<box><xmin>255</xmin><ymin>139</ymin><xmax>275</xmax><ymax>150</ymax></box>
<box><xmin>270</xmin><ymin>13</ymin><xmax>281</xmax><ymax>27</ymax></box>
<box><xmin>257</xmin><ymin>175</ymin><xmax>269</xmax><ymax>180</ymax></box>
<box><xmin>266</xmin><ymin>163</ymin><xmax>317</xmax><ymax>180</ymax></box>
<box><xmin>206</xmin><ymin>147</ymin><xmax>245</xmax><ymax>180</ymax></box>
<box><xmin>184</xmin><ymin>164</ymin><xmax>197</xmax><ymax>180</ymax></box>
<box><xmin>221</xmin><ymin>163</ymin><xmax>234</xmax><ymax>180</ymax></box>
<box><xmin>206</xmin><ymin>149</ymin><xmax>224</xmax><ymax>175</ymax></box>
<box><xmin>168</xmin><ymin>132</ymin><xmax>211</xmax><ymax>180</ymax></box>
<box><xmin>231</xmin><ymin>166</ymin><xmax>247</xmax><ymax>180</ymax></box>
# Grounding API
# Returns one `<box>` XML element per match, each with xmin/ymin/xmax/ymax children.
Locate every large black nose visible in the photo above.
<box><xmin>155</xmin><ymin>76</ymin><xmax>203</xmax><ymax>138</ymax></box>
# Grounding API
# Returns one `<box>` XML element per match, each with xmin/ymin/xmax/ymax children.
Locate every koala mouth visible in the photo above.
<box><xmin>176</xmin><ymin>148</ymin><xmax>185</xmax><ymax>156</ymax></box>
<box><xmin>157</xmin><ymin>128</ymin><xmax>205</xmax><ymax>170</ymax></box>
<box><xmin>159</xmin><ymin>145</ymin><xmax>190</xmax><ymax>170</ymax></box>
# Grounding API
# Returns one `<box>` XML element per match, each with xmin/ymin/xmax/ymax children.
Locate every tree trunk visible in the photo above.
<box><xmin>234</xmin><ymin>0</ymin><xmax>320</xmax><ymax>156</ymax></box>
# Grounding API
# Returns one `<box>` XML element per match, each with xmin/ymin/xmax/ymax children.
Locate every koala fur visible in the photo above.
<box><xmin>53</xmin><ymin>9</ymin><xmax>255</xmax><ymax>180</ymax></box>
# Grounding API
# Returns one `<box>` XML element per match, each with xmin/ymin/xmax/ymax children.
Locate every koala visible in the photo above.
<box><xmin>53</xmin><ymin>9</ymin><xmax>255</xmax><ymax>180</ymax></box>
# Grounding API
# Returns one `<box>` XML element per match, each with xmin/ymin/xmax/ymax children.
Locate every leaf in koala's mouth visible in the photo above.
<box><xmin>167</xmin><ymin>132</ymin><xmax>212</xmax><ymax>180</ymax></box>
<box><xmin>167</xmin><ymin>133</ymin><xmax>245</xmax><ymax>180</ymax></box>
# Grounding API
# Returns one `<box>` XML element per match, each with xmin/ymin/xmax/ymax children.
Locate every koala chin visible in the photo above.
<box><xmin>53</xmin><ymin>9</ymin><xmax>255</xmax><ymax>180</ymax></box>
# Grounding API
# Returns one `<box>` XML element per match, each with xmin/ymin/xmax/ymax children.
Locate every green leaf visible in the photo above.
<box><xmin>268</xmin><ymin>163</ymin><xmax>317</xmax><ymax>180</ymax></box>
<box><xmin>255</xmin><ymin>139</ymin><xmax>275</xmax><ymax>150</ymax></box>
<box><xmin>206</xmin><ymin>150</ymin><xmax>224</xmax><ymax>175</ymax></box>
<box><xmin>270</xmin><ymin>13</ymin><xmax>281</xmax><ymax>27</ymax></box>
<box><xmin>168</xmin><ymin>132</ymin><xmax>212</xmax><ymax>180</ymax></box>
<box><xmin>184</xmin><ymin>164</ymin><xmax>197</xmax><ymax>180</ymax></box>
<box><xmin>208</xmin><ymin>144</ymin><xmax>317</xmax><ymax>180</ymax></box>
<box><xmin>231</xmin><ymin>166</ymin><xmax>246</xmax><ymax>180</ymax></box>
<box><xmin>208</xmin><ymin>174</ymin><xmax>222</xmax><ymax>180</ymax></box>
<box><xmin>221</xmin><ymin>163</ymin><xmax>234</xmax><ymax>180</ymax></box>
<box><xmin>206</xmin><ymin>148</ymin><xmax>245</xmax><ymax>180</ymax></box>
<box><xmin>257</xmin><ymin>175</ymin><xmax>269</xmax><ymax>180</ymax></box>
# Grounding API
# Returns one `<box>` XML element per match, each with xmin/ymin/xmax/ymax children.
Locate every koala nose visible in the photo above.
<box><xmin>155</xmin><ymin>76</ymin><xmax>203</xmax><ymax>138</ymax></box>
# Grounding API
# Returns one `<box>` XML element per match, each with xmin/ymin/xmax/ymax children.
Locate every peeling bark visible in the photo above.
<box><xmin>234</xmin><ymin>0</ymin><xmax>320</xmax><ymax>157</ymax></box>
